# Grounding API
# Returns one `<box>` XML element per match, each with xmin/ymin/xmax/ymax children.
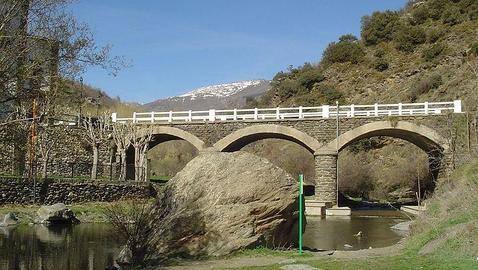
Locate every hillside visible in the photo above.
<box><xmin>256</xmin><ymin>0</ymin><xmax>478</xmax><ymax>109</ymax></box>
<box><xmin>235</xmin><ymin>0</ymin><xmax>478</xmax><ymax>202</ymax></box>
<box><xmin>144</xmin><ymin>80</ymin><xmax>270</xmax><ymax>111</ymax></box>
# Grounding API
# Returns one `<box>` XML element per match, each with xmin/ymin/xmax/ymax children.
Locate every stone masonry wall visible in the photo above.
<box><xmin>0</xmin><ymin>177</ymin><xmax>156</xmax><ymax>205</ymax></box>
<box><xmin>314</xmin><ymin>154</ymin><xmax>337</xmax><ymax>203</ymax></box>
<box><xmin>0</xmin><ymin>125</ymin><xmax>111</xmax><ymax>177</ymax></box>
<box><xmin>157</xmin><ymin>114</ymin><xmax>467</xmax><ymax>150</ymax></box>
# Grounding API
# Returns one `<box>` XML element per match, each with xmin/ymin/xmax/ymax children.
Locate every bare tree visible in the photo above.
<box><xmin>37</xmin><ymin>126</ymin><xmax>58</xmax><ymax>179</ymax></box>
<box><xmin>1</xmin><ymin>0</ymin><xmax>127</xmax><ymax>123</ymax></box>
<box><xmin>104</xmin><ymin>200</ymin><xmax>162</xmax><ymax>266</ymax></box>
<box><xmin>81</xmin><ymin>114</ymin><xmax>110</xmax><ymax>180</ymax></box>
<box><xmin>129</xmin><ymin>125</ymin><xmax>153</xmax><ymax>181</ymax></box>
<box><xmin>112</xmin><ymin>122</ymin><xmax>132</xmax><ymax>181</ymax></box>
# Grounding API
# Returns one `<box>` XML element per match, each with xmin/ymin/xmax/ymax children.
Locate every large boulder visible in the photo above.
<box><xmin>155</xmin><ymin>151</ymin><xmax>303</xmax><ymax>257</ymax></box>
<box><xmin>36</xmin><ymin>203</ymin><xmax>80</xmax><ymax>225</ymax></box>
<box><xmin>0</xmin><ymin>213</ymin><xmax>18</xmax><ymax>227</ymax></box>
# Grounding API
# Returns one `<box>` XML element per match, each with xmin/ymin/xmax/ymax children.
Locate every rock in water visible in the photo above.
<box><xmin>0</xmin><ymin>213</ymin><xmax>18</xmax><ymax>227</ymax></box>
<box><xmin>155</xmin><ymin>151</ymin><xmax>303</xmax><ymax>257</ymax></box>
<box><xmin>36</xmin><ymin>203</ymin><xmax>80</xmax><ymax>225</ymax></box>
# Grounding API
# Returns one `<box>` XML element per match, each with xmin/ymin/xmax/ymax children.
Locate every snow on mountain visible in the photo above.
<box><xmin>144</xmin><ymin>80</ymin><xmax>270</xmax><ymax>111</ymax></box>
<box><xmin>178</xmin><ymin>80</ymin><xmax>263</xmax><ymax>100</ymax></box>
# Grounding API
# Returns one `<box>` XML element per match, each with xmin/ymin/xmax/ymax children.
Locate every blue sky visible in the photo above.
<box><xmin>71</xmin><ymin>0</ymin><xmax>407</xmax><ymax>103</ymax></box>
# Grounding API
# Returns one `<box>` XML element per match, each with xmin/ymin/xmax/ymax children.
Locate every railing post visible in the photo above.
<box><xmin>151</xmin><ymin>112</ymin><xmax>154</xmax><ymax>123</ymax></box>
<box><xmin>132</xmin><ymin>112</ymin><xmax>137</xmax><ymax>123</ymax></box>
<box><xmin>209</xmin><ymin>109</ymin><xmax>216</xmax><ymax>122</ymax></box>
<box><xmin>254</xmin><ymin>108</ymin><xmax>258</xmax><ymax>120</ymax></box>
<box><xmin>111</xmin><ymin>113</ymin><xmax>117</xmax><ymax>123</ymax></box>
<box><xmin>398</xmin><ymin>103</ymin><xmax>403</xmax><ymax>116</ymax></box>
<box><xmin>424</xmin><ymin>102</ymin><xmax>429</xmax><ymax>115</ymax></box>
<box><xmin>350</xmin><ymin>104</ymin><xmax>355</xmax><ymax>117</ymax></box>
<box><xmin>374</xmin><ymin>103</ymin><xmax>379</xmax><ymax>116</ymax></box>
<box><xmin>233</xmin><ymin>109</ymin><xmax>237</xmax><ymax>121</ymax></box>
<box><xmin>453</xmin><ymin>100</ymin><xmax>462</xmax><ymax>113</ymax></box>
<box><xmin>168</xmin><ymin>111</ymin><xmax>173</xmax><ymax>123</ymax></box>
<box><xmin>323</xmin><ymin>105</ymin><xmax>330</xmax><ymax>118</ymax></box>
<box><xmin>299</xmin><ymin>106</ymin><xmax>303</xmax><ymax>119</ymax></box>
<box><xmin>276</xmin><ymin>107</ymin><xmax>280</xmax><ymax>119</ymax></box>
<box><xmin>188</xmin><ymin>110</ymin><xmax>192</xmax><ymax>122</ymax></box>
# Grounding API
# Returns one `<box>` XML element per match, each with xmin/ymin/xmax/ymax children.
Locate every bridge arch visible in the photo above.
<box><xmin>213</xmin><ymin>124</ymin><xmax>322</xmax><ymax>154</ymax></box>
<box><xmin>136</xmin><ymin>126</ymin><xmax>205</xmax><ymax>151</ymax></box>
<box><xmin>321</xmin><ymin>121</ymin><xmax>447</xmax><ymax>154</ymax></box>
<box><xmin>314</xmin><ymin>121</ymin><xmax>449</xmax><ymax>204</ymax></box>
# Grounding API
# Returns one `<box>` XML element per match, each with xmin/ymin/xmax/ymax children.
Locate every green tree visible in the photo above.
<box><xmin>322</xmin><ymin>35</ymin><xmax>365</xmax><ymax>65</ymax></box>
<box><xmin>394</xmin><ymin>24</ymin><xmax>427</xmax><ymax>52</ymax></box>
<box><xmin>361</xmin><ymin>11</ymin><xmax>400</xmax><ymax>45</ymax></box>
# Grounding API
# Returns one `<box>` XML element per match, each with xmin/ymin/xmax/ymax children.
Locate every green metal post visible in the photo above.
<box><xmin>299</xmin><ymin>174</ymin><xmax>304</xmax><ymax>255</ymax></box>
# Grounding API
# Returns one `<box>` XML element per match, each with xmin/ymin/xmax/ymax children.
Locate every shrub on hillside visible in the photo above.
<box><xmin>296</xmin><ymin>67</ymin><xmax>325</xmax><ymax>89</ymax></box>
<box><xmin>373</xmin><ymin>57</ymin><xmax>390</xmax><ymax>71</ymax></box>
<box><xmin>361</xmin><ymin>11</ymin><xmax>401</xmax><ymax>45</ymax></box>
<box><xmin>422</xmin><ymin>43</ymin><xmax>446</xmax><ymax>62</ymax></box>
<box><xmin>471</xmin><ymin>43</ymin><xmax>478</xmax><ymax>56</ymax></box>
<box><xmin>410</xmin><ymin>5</ymin><xmax>430</xmax><ymax>25</ymax></box>
<box><xmin>442</xmin><ymin>5</ymin><xmax>463</xmax><ymax>25</ymax></box>
<box><xmin>410</xmin><ymin>73</ymin><xmax>443</xmax><ymax>101</ymax></box>
<box><xmin>428</xmin><ymin>0</ymin><xmax>450</xmax><ymax>20</ymax></box>
<box><xmin>427</xmin><ymin>28</ymin><xmax>445</xmax><ymax>43</ymax></box>
<box><xmin>394</xmin><ymin>24</ymin><xmax>427</xmax><ymax>52</ymax></box>
<box><xmin>322</xmin><ymin>35</ymin><xmax>365</xmax><ymax>65</ymax></box>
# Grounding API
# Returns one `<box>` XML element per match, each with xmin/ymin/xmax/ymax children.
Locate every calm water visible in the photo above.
<box><xmin>0</xmin><ymin>224</ymin><xmax>121</xmax><ymax>270</ymax></box>
<box><xmin>303</xmin><ymin>210</ymin><xmax>408</xmax><ymax>251</ymax></box>
<box><xmin>0</xmin><ymin>210</ymin><xmax>407</xmax><ymax>269</ymax></box>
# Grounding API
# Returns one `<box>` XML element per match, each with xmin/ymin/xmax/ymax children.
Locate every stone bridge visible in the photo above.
<box><xmin>114</xmin><ymin>101</ymin><xmax>465</xmax><ymax>206</ymax></box>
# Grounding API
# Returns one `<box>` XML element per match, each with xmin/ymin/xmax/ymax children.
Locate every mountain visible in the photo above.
<box><xmin>144</xmin><ymin>80</ymin><xmax>270</xmax><ymax>111</ymax></box>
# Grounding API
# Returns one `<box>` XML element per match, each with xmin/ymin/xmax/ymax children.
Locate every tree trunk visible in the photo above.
<box><xmin>41</xmin><ymin>158</ymin><xmax>48</xmax><ymax>179</ymax></box>
<box><xmin>91</xmin><ymin>145</ymin><xmax>99</xmax><ymax>180</ymax></box>
<box><xmin>119</xmin><ymin>148</ymin><xmax>127</xmax><ymax>181</ymax></box>
<box><xmin>134</xmin><ymin>146</ymin><xmax>140</xmax><ymax>181</ymax></box>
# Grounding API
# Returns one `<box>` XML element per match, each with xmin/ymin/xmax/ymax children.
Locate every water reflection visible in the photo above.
<box><xmin>0</xmin><ymin>224</ymin><xmax>121</xmax><ymax>270</ymax></box>
<box><xmin>303</xmin><ymin>210</ymin><xmax>407</xmax><ymax>251</ymax></box>
<box><xmin>0</xmin><ymin>211</ymin><xmax>408</xmax><ymax>269</ymax></box>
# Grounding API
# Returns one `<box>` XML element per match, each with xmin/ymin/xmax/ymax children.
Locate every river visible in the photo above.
<box><xmin>0</xmin><ymin>210</ymin><xmax>407</xmax><ymax>269</ymax></box>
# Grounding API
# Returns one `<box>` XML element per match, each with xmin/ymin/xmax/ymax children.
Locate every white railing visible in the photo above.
<box><xmin>112</xmin><ymin>100</ymin><xmax>462</xmax><ymax>124</ymax></box>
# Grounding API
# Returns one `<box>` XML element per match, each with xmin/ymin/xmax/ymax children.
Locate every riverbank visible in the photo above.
<box><xmin>0</xmin><ymin>200</ymin><xmax>140</xmax><ymax>224</ymax></box>
<box><xmin>156</xmin><ymin>241</ymin><xmax>475</xmax><ymax>270</ymax></box>
<box><xmin>153</xmin><ymin>159</ymin><xmax>478</xmax><ymax>269</ymax></box>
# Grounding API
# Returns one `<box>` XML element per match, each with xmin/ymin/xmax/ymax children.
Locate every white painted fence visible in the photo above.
<box><xmin>112</xmin><ymin>100</ymin><xmax>462</xmax><ymax>124</ymax></box>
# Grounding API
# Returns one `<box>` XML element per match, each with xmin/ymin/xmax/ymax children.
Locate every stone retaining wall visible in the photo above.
<box><xmin>0</xmin><ymin>177</ymin><xmax>157</xmax><ymax>205</ymax></box>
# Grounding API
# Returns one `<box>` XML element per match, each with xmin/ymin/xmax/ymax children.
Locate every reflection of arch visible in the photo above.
<box><xmin>213</xmin><ymin>124</ymin><xmax>322</xmax><ymax>154</ymax></box>
<box><xmin>321</xmin><ymin>121</ymin><xmax>447</xmax><ymax>154</ymax></box>
<box><xmin>137</xmin><ymin>126</ymin><xmax>205</xmax><ymax>151</ymax></box>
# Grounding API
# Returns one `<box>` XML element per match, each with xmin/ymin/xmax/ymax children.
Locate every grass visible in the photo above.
<box><xmin>0</xmin><ymin>200</ymin><xmax>146</xmax><ymax>224</ymax></box>
<box><xmin>224</xmin><ymin>255</ymin><xmax>477</xmax><ymax>270</ymax></box>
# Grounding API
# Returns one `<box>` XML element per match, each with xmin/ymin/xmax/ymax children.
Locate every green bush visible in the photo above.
<box><xmin>410</xmin><ymin>5</ymin><xmax>430</xmax><ymax>25</ymax></box>
<box><xmin>422</xmin><ymin>43</ymin><xmax>446</xmax><ymax>62</ymax></box>
<box><xmin>471</xmin><ymin>43</ymin><xmax>478</xmax><ymax>56</ymax></box>
<box><xmin>442</xmin><ymin>5</ymin><xmax>463</xmax><ymax>25</ymax></box>
<box><xmin>458</xmin><ymin>0</ymin><xmax>478</xmax><ymax>20</ymax></box>
<box><xmin>322</xmin><ymin>36</ymin><xmax>365</xmax><ymax>65</ymax></box>
<box><xmin>296</xmin><ymin>68</ymin><xmax>324</xmax><ymax>89</ymax></box>
<box><xmin>410</xmin><ymin>73</ymin><xmax>443</xmax><ymax>101</ymax></box>
<box><xmin>427</xmin><ymin>28</ymin><xmax>444</xmax><ymax>43</ymax></box>
<box><xmin>373</xmin><ymin>57</ymin><xmax>390</xmax><ymax>71</ymax></box>
<box><xmin>427</xmin><ymin>0</ymin><xmax>450</xmax><ymax>20</ymax></box>
<box><xmin>394</xmin><ymin>24</ymin><xmax>427</xmax><ymax>52</ymax></box>
<box><xmin>361</xmin><ymin>11</ymin><xmax>400</xmax><ymax>45</ymax></box>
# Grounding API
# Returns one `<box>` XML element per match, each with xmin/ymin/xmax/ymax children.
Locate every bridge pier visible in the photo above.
<box><xmin>314</xmin><ymin>149</ymin><xmax>338</xmax><ymax>206</ymax></box>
